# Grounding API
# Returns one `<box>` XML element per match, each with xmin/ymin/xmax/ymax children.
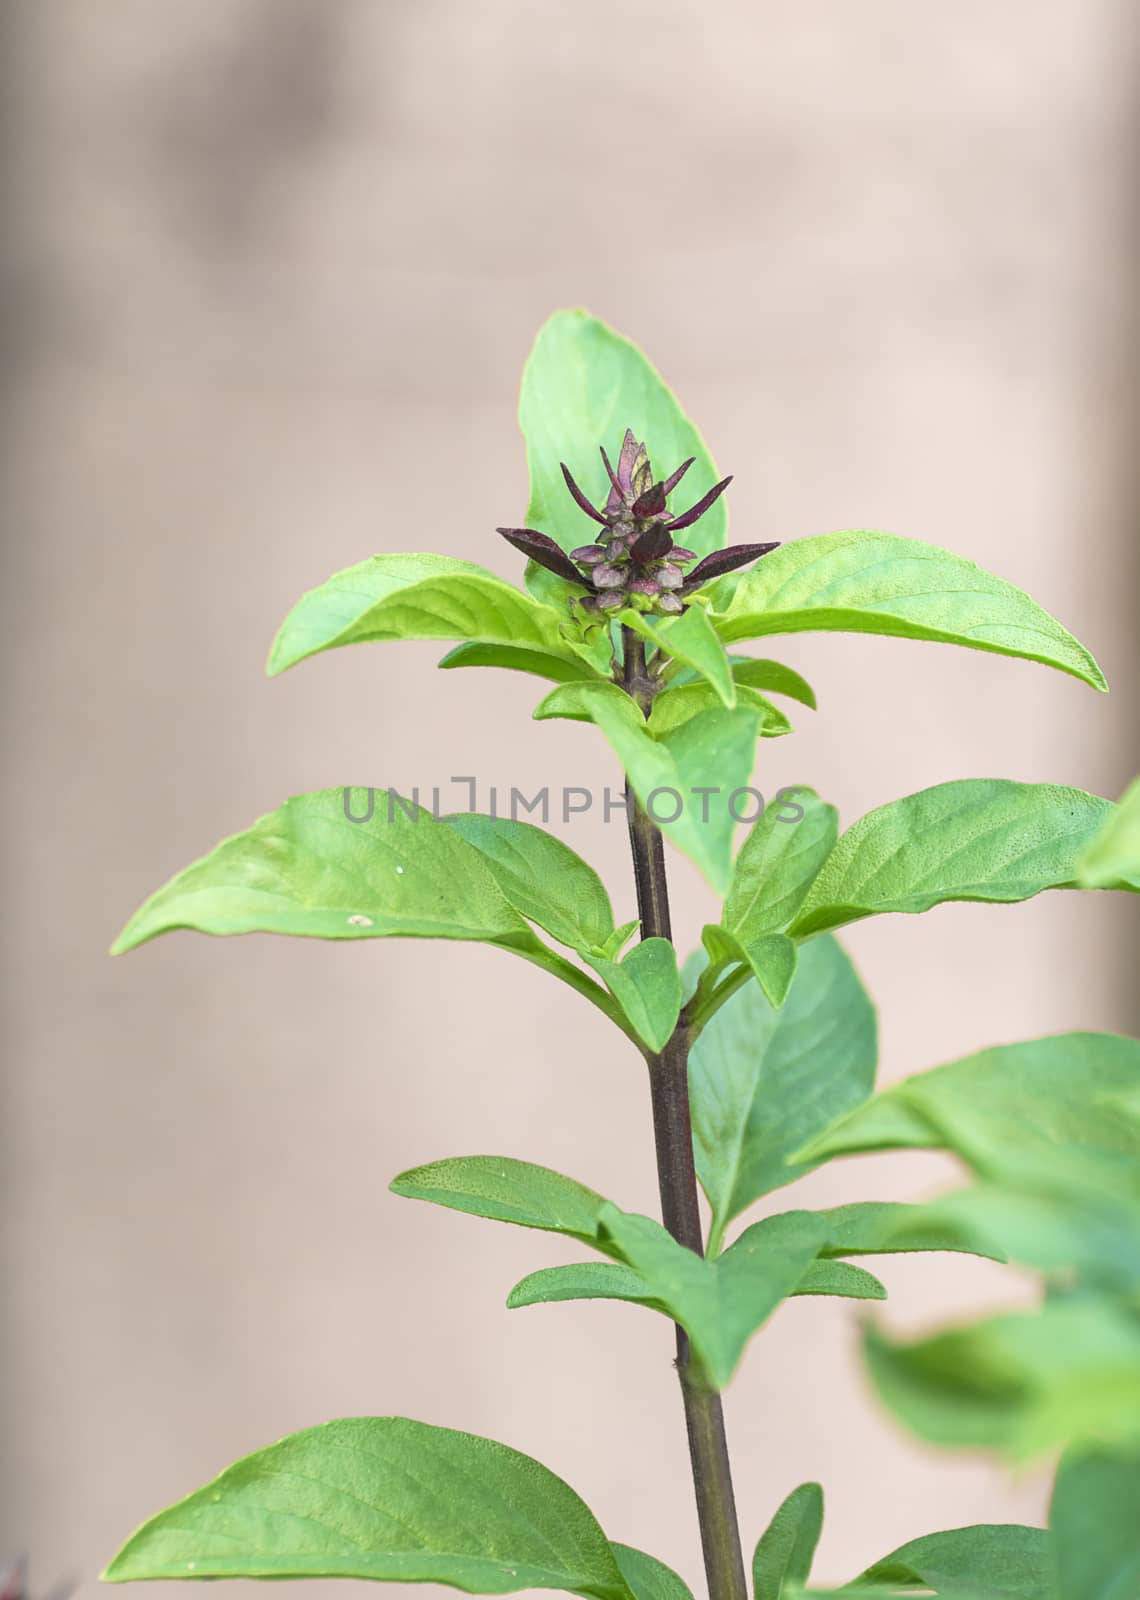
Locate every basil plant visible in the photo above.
<box><xmin>104</xmin><ymin>311</ymin><xmax>1140</xmax><ymax>1600</ymax></box>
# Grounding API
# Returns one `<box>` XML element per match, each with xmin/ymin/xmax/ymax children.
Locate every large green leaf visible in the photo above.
<box><xmin>864</xmin><ymin>1295</ymin><xmax>1140</xmax><ymax>1461</ymax></box>
<box><xmin>1050</xmin><ymin>1441</ymin><xmax>1140</xmax><ymax>1600</ymax></box>
<box><xmin>103</xmin><ymin>1416</ymin><xmax>634</xmax><ymax>1598</ymax></box>
<box><xmin>844</xmin><ymin>1524</ymin><xmax>1050</xmax><ymax>1597</ymax></box>
<box><xmin>752</xmin><ymin>1482</ymin><xmax>823</xmax><ymax>1600</ymax></box>
<box><xmin>441</xmin><ymin>812</ymin><xmax>614</xmax><ymax>952</ymax></box>
<box><xmin>610</xmin><ymin>1546</ymin><xmax>694</xmax><ymax>1600</ymax></box>
<box><xmin>705</xmin><ymin>531</ymin><xmax>1106</xmax><ymax>691</ymax></box>
<box><xmin>627</xmin><ymin>606</ymin><xmax>736</xmax><ymax>707</ymax></box>
<box><xmin>595</xmin><ymin>1206</ymin><xmax>827</xmax><ymax>1389</ymax></box>
<box><xmin>268</xmin><ymin>554</ymin><xmax>583</xmax><ymax>677</ymax></box>
<box><xmin>536</xmin><ymin>682</ymin><xmax>761</xmax><ymax>892</ymax></box>
<box><xmin>689</xmin><ymin>937</ymin><xmax>877</xmax><ymax>1252</ymax></box>
<box><xmin>1078</xmin><ymin>776</ymin><xmax>1140</xmax><ymax>888</ymax></box>
<box><xmin>519</xmin><ymin>310</ymin><xmax>728</xmax><ymax>562</ymax></box>
<box><xmin>112</xmin><ymin>791</ymin><xmax>531</xmax><ymax>953</ymax></box>
<box><xmin>389</xmin><ymin>1156</ymin><xmax>610</xmax><ymax>1250</ymax></box>
<box><xmin>583</xmin><ymin>937</ymin><xmax>682</xmax><ymax>1052</ymax></box>
<box><xmin>790</xmin><ymin>781</ymin><xmax>1137</xmax><ymax>938</ymax></box>
<box><xmin>797</xmin><ymin>1032</ymin><xmax>1140</xmax><ymax>1196</ymax></box>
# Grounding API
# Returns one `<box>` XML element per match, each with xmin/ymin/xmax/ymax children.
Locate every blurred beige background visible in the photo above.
<box><xmin>3</xmin><ymin>1</ymin><xmax>1139</xmax><ymax>1594</ymax></box>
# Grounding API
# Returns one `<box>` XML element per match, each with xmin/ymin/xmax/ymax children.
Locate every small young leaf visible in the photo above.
<box><xmin>103</xmin><ymin>1417</ymin><xmax>635</xmax><ymax>1598</ymax></box>
<box><xmin>1077</xmin><ymin>775</ymin><xmax>1140</xmax><ymax>887</ymax></box>
<box><xmin>705</xmin><ymin>531</ymin><xmax>1106</xmax><ymax>691</ymax></box>
<box><xmin>596</xmin><ymin>918</ymin><xmax>642</xmax><ymax>960</ymax></box>
<box><xmin>519</xmin><ymin>310</ymin><xmax>728</xmax><ymax>562</ymax></box>
<box><xmin>751</xmin><ymin>1482</ymin><xmax>823</xmax><ymax>1600</ymax></box>
<box><xmin>596</xmin><ymin>1206</ymin><xmax>827</xmax><ymax>1389</ymax></box>
<box><xmin>507</xmin><ymin>1261</ymin><xmax>659</xmax><ymax>1312</ymax></box>
<box><xmin>665</xmin><ymin>656</ymin><xmax>817</xmax><ymax>709</ymax></box>
<box><xmin>648</xmin><ymin>683</ymin><xmax>791</xmax><ymax>741</ymax></box>
<box><xmin>610</xmin><ymin>1546</ymin><xmax>695</xmax><ymax>1600</ymax></box>
<box><xmin>627</xmin><ymin>606</ymin><xmax>736</xmax><ymax>708</ymax></box>
<box><xmin>793</xmin><ymin>1259</ymin><xmax>886</xmax><ymax>1300</ymax></box>
<box><xmin>583</xmin><ymin>938</ymin><xmax>683</xmax><ymax>1053</ymax></box>
<box><xmin>268</xmin><ymin>554</ymin><xmax>581</xmax><ymax>677</ymax></box>
<box><xmin>790</xmin><ymin>780</ymin><xmax>1139</xmax><ymax>938</ymax></box>
<box><xmin>438</xmin><ymin>641</ymin><xmax>602</xmax><ymax>685</ymax></box>
<box><xmin>689</xmin><ymin>937</ymin><xmax>877</xmax><ymax>1247</ymax></box>
<box><xmin>864</xmin><ymin>1295</ymin><xmax>1140</xmax><ymax>1461</ymax></box>
<box><xmin>390</xmin><ymin>1156</ymin><xmax>609</xmax><ymax>1249</ymax></box>
<box><xmin>1050</xmin><ymin>1440</ymin><xmax>1140</xmax><ymax>1600</ymax></box>
<box><xmin>441</xmin><ymin>813</ymin><xmax>615</xmax><ymax>952</ymax></box>
<box><xmin>700</xmin><ymin>927</ymin><xmax>798</xmax><ymax>1010</ymax></box>
<box><xmin>537</xmin><ymin>683</ymin><xmax>762</xmax><ymax>892</ymax></box>
<box><xmin>848</xmin><ymin>1524</ymin><xmax>1051</xmax><ymax>1597</ymax></box>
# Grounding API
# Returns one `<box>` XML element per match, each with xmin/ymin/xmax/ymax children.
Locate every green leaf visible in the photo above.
<box><xmin>794</xmin><ymin>1259</ymin><xmax>887</xmax><ymax>1300</ymax></box>
<box><xmin>723</xmin><ymin>789</ymin><xmax>839</xmax><ymax>940</ymax></box>
<box><xmin>508</xmin><ymin>1256</ymin><xmax>886</xmax><ymax>1312</ymax></box>
<box><xmin>268</xmin><ymin>554</ymin><xmax>580</xmax><ymax>677</ymax></box>
<box><xmin>689</xmin><ymin>937</ymin><xmax>878</xmax><ymax>1250</ymax></box>
<box><xmin>627</xmin><ymin>606</ymin><xmax>736</xmax><ymax>707</ymax></box>
<box><xmin>863</xmin><ymin>1295</ymin><xmax>1140</xmax><ymax>1461</ymax></box>
<box><xmin>705</xmin><ymin>531</ymin><xmax>1106</xmax><ymax>691</ymax></box>
<box><xmin>752</xmin><ymin>1482</ymin><xmax>823</xmax><ymax>1600</ymax></box>
<box><xmin>597</xmin><ymin>918</ymin><xmax>642</xmax><ymax>960</ymax></box>
<box><xmin>103</xmin><ymin>1416</ymin><xmax>634</xmax><ymax>1598</ymax></box>
<box><xmin>791</xmin><ymin>780</ymin><xmax>1138</xmax><ymax>939</ymax></box>
<box><xmin>648</xmin><ymin>683</ymin><xmax>791</xmax><ymax>740</ymax></box>
<box><xmin>1077</xmin><ymin>776</ymin><xmax>1140</xmax><ymax>888</ymax></box>
<box><xmin>805</xmin><ymin>1201</ymin><xmax>1005</xmax><ymax>1263</ymax></box>
<box><xmin>389</xmin><ymin>1156</ymin><xmax>609</xmax><ymax>1250</ymax></box>
<box><xmin>519</xmin><ymin>310</ymin><xmax>728</xmax><ymax>562</ymax></box>
<box><xmin>665</xmin><ymin>656</ymin><xmax>817</xmax><ymax>710</ymax></box>
<box><xmin>583</xmin><ymin>938</ymin><xmax>682</xmax><ymax>1052</ymax></box>
<box><xmin>796</xmin><ymin>1033</ymin><xmax>1140</xmax><ymax>1197</ymax></box>
<box><xmin>438</xmin><ymin>641</ymin><xmax>602</xmax><ymax>685</ymax></box>
<box><xmin>610</xmin><ymin>1546</ymin><xmax>695</xmax><ymax>1600</ymax></box>
<box><xmin>536</xmin><ymin>683</ymin><xmax>761</xmax><ymax>892</ymax></box>
<box><xmin>441</xmin><ymin>812</ymin><xmax>614</xmax><ymax>952</ymax></box>
<box><xmin>507</xmin><ymin>1261</ymin><xmax>660</xmax><ymax>1312</ymax></box>
<box><xmin>845</xmin><ymin>1524</ymin><xmax>1051</xmax><ymax>1597</ymax></box>
<box><xmin>1050</xmin><ymin>1441</ymin><xmax>1140</xmax><ymax>1600</ymax></box>
<box><xmin>596</xmin><ymin>1206</ymin><xmax>827</xmax><ymax>1389</ymax></box>
<box><xmin>112</xmin><ymin>790</ymin><xmax>532</xmax><ymax>953</ymax></box>
<box><xmin>700</xmin><ymin>927</ymin><xmax>798</xmax><ymax>1010</ymax></box>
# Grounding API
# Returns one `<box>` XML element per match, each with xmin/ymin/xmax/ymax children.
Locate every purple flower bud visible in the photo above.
<box><xmin>627</xmin><ymin>574</ymin><xmax>661</xmax><ymax>596</ymax></box>
<box><xmin>590</xmin><ymin>590</ymin><xmax>625</xmax><ymax>611</ymax></box>
<box><xmin>670</xmin><ymin>546</ymin><xmax>698</xmax><ymax>563</ymax></box>
<box><xmin>497</xmin><ymin>527</ymin><xmax>587</xmax><ymax>586</ymax></box>
<box><xmin>571</xmin><ymin>544</ymin><xmax>607</xmax><ymax>564</ymax></box>
<box><xmin>629</xmin><ymin>525</ymin><xmax>673</xmax><ymax>563</ymax></box>
<box><xmin>593</xmin><ymin>564</ymin><xmax>626</xmax><ymax>589</ymax></box>
<box><xmin>657</xmin><ymin>564</ymin><xmax>684</xmax><ymax>589</ymax></box>
<box><xmin>657</xmin><ymin>593</ymin><xmax>684</xmax><ymax>613</ymax></box>
<box><xmin>682</xmin><ymin>542</ymin><xmax>781</xmax><ymax>590</ymax></box>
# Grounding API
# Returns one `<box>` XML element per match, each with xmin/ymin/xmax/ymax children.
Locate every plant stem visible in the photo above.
<box><xmin>620</xmin><ymin>627</ymin><xmax>748</xmax><ymax>1600</ymax></box>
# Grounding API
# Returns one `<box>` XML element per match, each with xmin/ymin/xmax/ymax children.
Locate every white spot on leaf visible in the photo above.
<box><xmin>347</xmin><ymin>914</ymin><xmax>374</xmax><ymax>928</ymax></box>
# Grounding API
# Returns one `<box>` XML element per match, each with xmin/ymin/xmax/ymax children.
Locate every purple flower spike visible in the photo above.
<box><xmin>498</xmin><ymin>428</ymin><xmax>776</xmax><ymax>620</ymax></box>
<box><xmin>682</xmin><ymin>541</ymin><xmax>781</xmax><ymax>591</ymax></box>
<box><xmin>497</xmin><ymin>527</ymin><xmax>587</xmax><ymax>587</ymax></box>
